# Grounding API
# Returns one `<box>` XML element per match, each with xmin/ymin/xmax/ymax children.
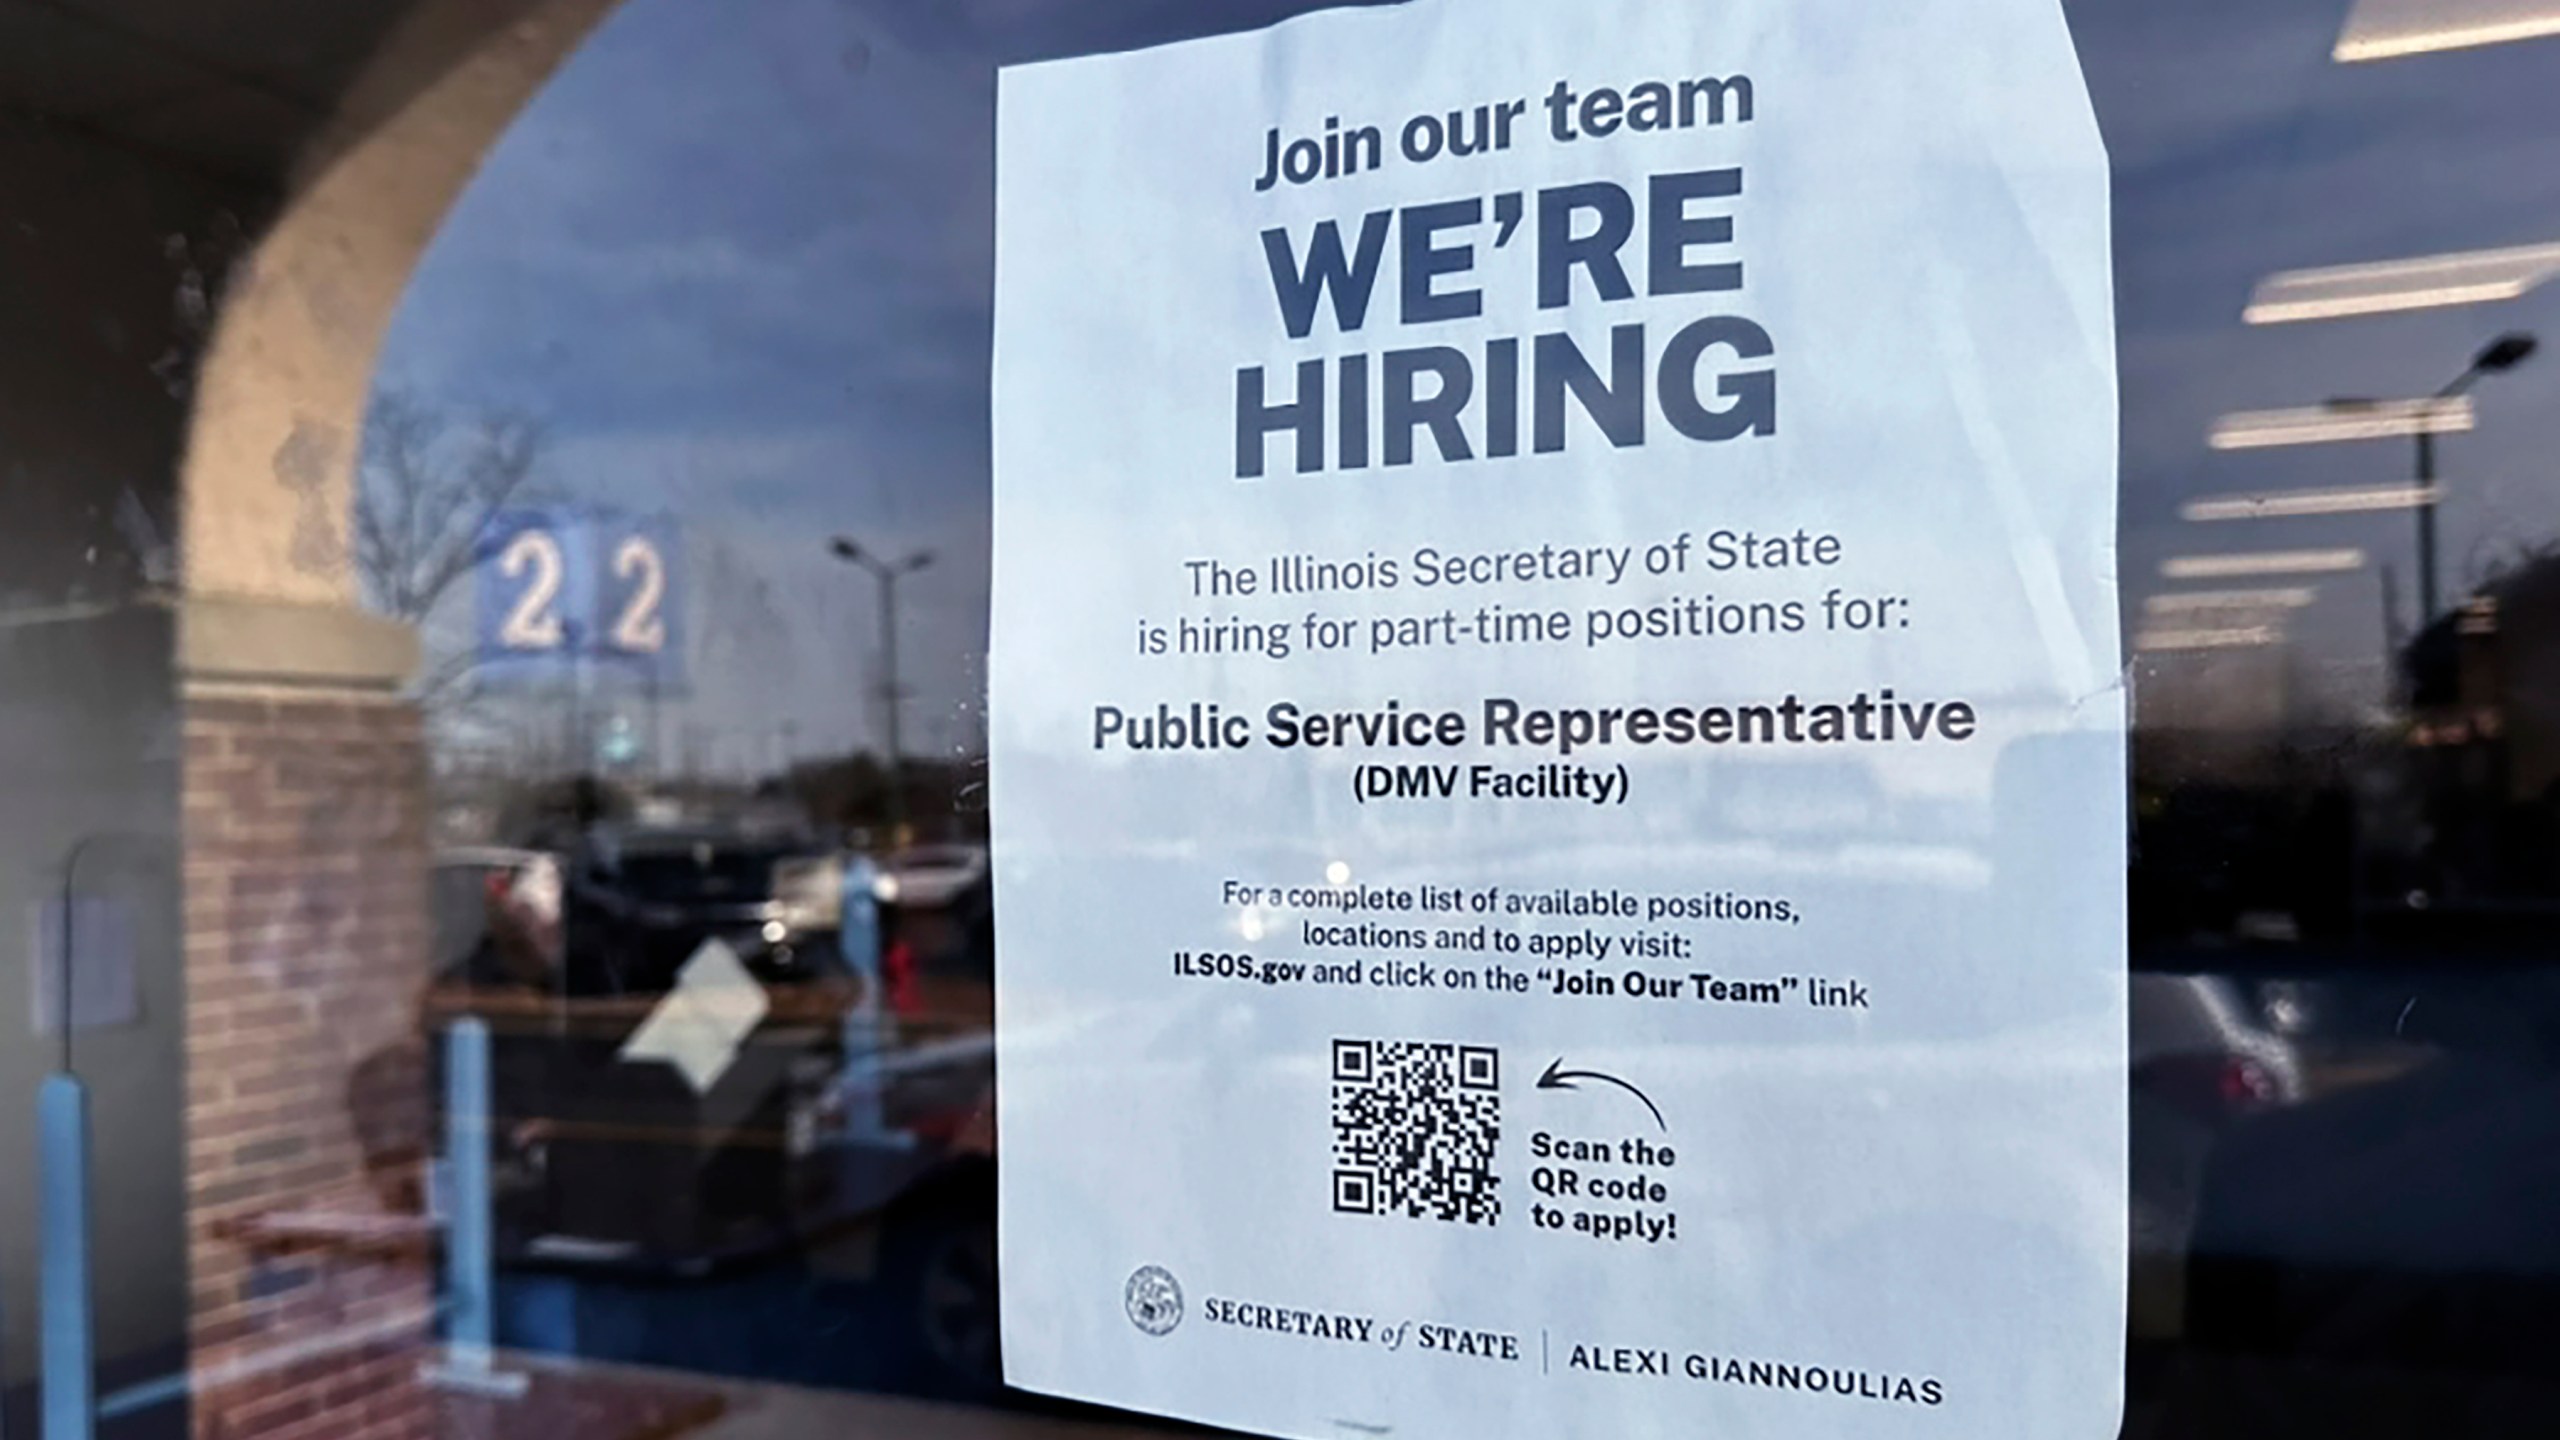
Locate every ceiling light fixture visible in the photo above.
<box><xmin>2334</xmin><ymin>0</ymin><xmax>2560</xmax><ymax>60</ymax></box>
<box><xmin>2161</xmin><ymin>549</ymin><xmax>2367</xmax><ymax>579</ymax></box>
<box><xmin>2208</xmin><ymin>398</ymin><xmax>2473</xmax><ymax>450</ymax></box>
<box><xmin>2245</xmin><ymin>242</ymin><xmax>2560</xmax><ymax>323</ymax></box>
<box><xmin>2180</xmin><ymin>484</ymin><xmax>2441</xmax><ymax>521</ymax></box>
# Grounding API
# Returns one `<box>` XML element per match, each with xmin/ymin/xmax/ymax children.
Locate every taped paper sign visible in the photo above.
<box><xmin>990</xmin><ymin>1</ymin><xmax>2123</xmax><ymax>1436</ymax></box>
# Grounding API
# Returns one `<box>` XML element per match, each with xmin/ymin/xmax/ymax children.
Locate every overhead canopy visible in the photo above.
<box><xmin>0</xmin><ymin>0</ymin><xmax>544</xmax><ymax>190</ymax></box>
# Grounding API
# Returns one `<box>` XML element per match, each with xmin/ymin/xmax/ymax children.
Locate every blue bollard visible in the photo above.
<box><xmin>837</xmin><ymin>857</ymin><xmax>898</xmax><ymax>1142</ymax></box>
<box><xmin>421</xmin><ymin>1018</ymin><xmax>527</xmax><ymax>1398</ymax></box>
<box><xmin>39</xmin><ymin>1074</ymin><xmax>93</xmax><ymax>1440</ymax></box>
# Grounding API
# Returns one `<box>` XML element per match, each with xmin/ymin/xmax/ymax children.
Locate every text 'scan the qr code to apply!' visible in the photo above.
<box><xmin>986</xmin><ymin>1</ymin><xmax>2127</xmax><ymax>1439</ymax></box>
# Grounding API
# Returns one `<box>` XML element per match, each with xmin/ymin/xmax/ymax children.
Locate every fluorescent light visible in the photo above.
<box><xmin>2335</xmin><ymin>0</ymin><xmax>2560</xmax><ymax>60</ymax></box>
<box><xmin>2144</xmin><ymin>588</ymin><xmax>2319</xmax><ymax>613</ymax></box>
<box><xmin>2245</xmin><ymin>242</ymin><xmax>2560</xmax><ymax>323</ymax></box>
<box><xmin>2137</xmin><ymin>626</ymin><xmax>2283</xmax><ymax>651</ymax></box>
<box><xmin>2162</xmin><ymin>549</ymin><xmax>2367</xmax><ymax>579</ymax></box>
<box><xmin>2181</xmin><ymin>484</ymin><xmax>2440</xmax><ymax>521</ymax></box>
<box><xmin>2208</xmin><ymin>398</ymin><xmax>2473</xmax><ymax>450</ymax></box>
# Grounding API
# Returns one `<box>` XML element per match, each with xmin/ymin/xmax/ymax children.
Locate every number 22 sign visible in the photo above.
<box><xmin>476</xmin><ymin>507</ymin><xmax>684</xmax><ymax>686</ymax></box>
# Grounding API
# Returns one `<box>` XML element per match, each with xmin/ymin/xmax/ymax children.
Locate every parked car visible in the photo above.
<box><xmin>2129</xmin><ymin>971</ymin><xmax>2307</xmax><ymax>1340</ymax></box>
<box><xmin>406</xmin><ymin>836</ymin><xmax>991</xmax><ymax>1309</ymax></box>
<box><xmin>875</xmin><ymin>843</ymin><xmax>988</xmax><ymax>909</ymax></box>
<box><xmin>559</xmin><ymin>825</ymin><xmax>848</xmax><ymax>993</ymax></box>
<box><xmin>2134</xmin><ymin>971</ymin><xmax>2307</xmax><ymax>1120</ymax></box>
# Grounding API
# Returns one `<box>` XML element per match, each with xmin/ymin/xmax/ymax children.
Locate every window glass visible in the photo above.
<box><xmin>4</xmin><ymin>1</ymin><xmax>2560</xmax><ymax>1436</ymax></box>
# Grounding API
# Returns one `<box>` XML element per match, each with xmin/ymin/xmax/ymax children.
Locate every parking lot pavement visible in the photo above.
<box><xmin>681</xmin><ymin>1379</ymin><xmax>1178</xmax><ymax>1440</ymax></box>
<box><xmin>484</xmin><ymin>1350</ymin><xmax>1185</xmax><ymax>1440</ymax></box>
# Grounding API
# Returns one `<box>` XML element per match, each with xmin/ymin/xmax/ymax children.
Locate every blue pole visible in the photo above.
<box><xmin>39</xmin><ymin>1074</ymin><xmax>94</xmax><ymax>1440</ymax></box>
<box><xmin>446</xmin><ymin>1017</ymin><xmax>495</xmax><ymax>1364</ymax></box>
<box><xmin>423</xmin><ymin>1018</ymin><xmax>526</xmax><ymax>1397</ymax></box>
<box><xmin>836</xmin><ymin>858</ymin><xmax>898</xmax><ymax>1143</ymax></box>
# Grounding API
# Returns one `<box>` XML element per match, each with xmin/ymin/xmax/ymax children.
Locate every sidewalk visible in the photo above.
<box><xmin>682</xmin><ymin>1377</ymin><xmax>1173</xmax><ymax>1440</ymax></box>
<box><xmin>417</xmin><ymin>1361</ymin><xmax>727</xmax><ymax>1440</ymax></box>
<box><xmin>406</xmin><ymin>1353</ymin><xmax>1170</xmax><ymax>1440</ymax></box>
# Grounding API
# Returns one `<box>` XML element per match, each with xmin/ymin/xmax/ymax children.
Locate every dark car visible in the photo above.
<box><xmin>413</xmin><ymin>838</ymin><xmax>992</xmax><ymax>1306</ymax></box>
<box><xmin>562</xmin><ymin>826</ymin><xmax>847</xmax><ymax>995</ymax></box>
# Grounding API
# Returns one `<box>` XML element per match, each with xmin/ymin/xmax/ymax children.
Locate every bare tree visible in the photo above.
<box><xmin>355</xmin><ymin>389</ymin><xmax>542</xmax><ymax>618</ymax></box>
<box><xmin>352</xmin><ymin>389</ymin><xmax>544</xmax><ymax>700</ymax></box>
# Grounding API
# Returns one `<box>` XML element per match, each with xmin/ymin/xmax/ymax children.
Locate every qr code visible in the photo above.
<box><xmin>1331</xmin><ymin>1040</ymin><xmax>1500</xmax><ymax>1225</ymax></box>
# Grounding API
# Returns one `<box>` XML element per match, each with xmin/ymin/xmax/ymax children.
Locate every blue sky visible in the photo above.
<box><xmin>382</xmin><ymin>0</ymin><xmax>1395</xmax><ymax>770</ymax></box>
<box><xmin>376</xmin><ymin>0</ymin><xmax>2560</xmax><ymax>764</ymax></box>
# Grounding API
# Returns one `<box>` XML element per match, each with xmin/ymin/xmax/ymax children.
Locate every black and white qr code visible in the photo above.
<box><xmin>1331</xmin><ymin>1039</ymin><xmax>1500</xmax><ymax>1225</ymax></box>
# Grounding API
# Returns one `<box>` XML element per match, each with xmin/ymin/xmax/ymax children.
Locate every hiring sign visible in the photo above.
<box><xmin>989</xmin><ymin>1</ymin><xmax>2124</xmax><ymax>1436</ymax></box>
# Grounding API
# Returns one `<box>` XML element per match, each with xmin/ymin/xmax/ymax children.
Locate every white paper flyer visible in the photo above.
<box><xmin>989</xmin><ymin>1</ymin><xmax>2125</xmax><ymax>1435</ymax></box>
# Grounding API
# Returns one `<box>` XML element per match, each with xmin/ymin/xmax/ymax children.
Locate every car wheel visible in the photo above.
<box><xmin>882</xmin><ymin>1177</ymin><xmax>1001</xmax><ymax>1395</ymax></box>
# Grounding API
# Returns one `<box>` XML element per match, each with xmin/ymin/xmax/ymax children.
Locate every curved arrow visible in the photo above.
<box><xmin>1537</xmin><ymin>1057</ymin><xmax>1665</xmax><ymax>1131</ymax></box>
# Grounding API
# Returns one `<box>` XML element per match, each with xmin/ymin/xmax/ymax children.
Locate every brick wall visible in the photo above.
<box><xmin>181</xmin><ymin>690</ymin><xmax>437</xmax><ymax>1440</ymax></box>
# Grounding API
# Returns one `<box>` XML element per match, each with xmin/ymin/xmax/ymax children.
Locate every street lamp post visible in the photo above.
<box><xmin>829</xmin><ymin>536</ymin><xmax>934</xmax><ymax>838</ymax></box>
<box><xmin>2333</xmin><ymin>331</ymin><xmax>2536</xmax><ymax>627</ymax></box>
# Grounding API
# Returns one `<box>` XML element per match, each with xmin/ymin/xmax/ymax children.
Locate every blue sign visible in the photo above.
<box><xmin>474</xmin><ymin>507</ymin><xmax>685</xmax><ymax>691</ymax></box>
<box><xmin>592</xmin><ymin>512</ymin><xmax>686</xmax><ymax>689</ymax></box>
<box><xmin>475</xmin><ymin>505</ymin><xmax>590</xmax><ymax>672</ymax></box>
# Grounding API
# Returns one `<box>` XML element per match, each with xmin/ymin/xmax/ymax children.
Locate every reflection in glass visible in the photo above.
<box><xmin>2135</xmin><ymin>624</ymin><xmax>2284</xmax><ymax>651</ymax></box>
<box><xmin>2162</xmin><ymin>549</ymin><xmax>2370</xmax><ymax>579</ymax></box>
<box><xmin>2143</xmin><ymin>589</ymin><xmax>2321</xmax><ymax>614</ymax></box>
<box><xmin>2334</xmin><ymin>0</ymin><xmax>2560</xmax><ymax>60</ymax></box>
<box><xmin>2180</xmin><ymin>485</ymin><xmax>2441</xmax><ymax>522</ymax></box>
<box><xmin>2245</xmin><ymin>242</ymin><xmax>2560</xmax><ymax>324</ymax></box>
<box><xmin>2208</xmin><ymin>399</ymin><xmax>2474</xmax><ymax>450</ymax></box>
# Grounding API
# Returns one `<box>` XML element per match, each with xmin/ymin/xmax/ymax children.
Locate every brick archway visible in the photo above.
<box><xmin>172</xmin><ymin>4</ymin><xmax>624</xmax><ymax>1435</ymax></box>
